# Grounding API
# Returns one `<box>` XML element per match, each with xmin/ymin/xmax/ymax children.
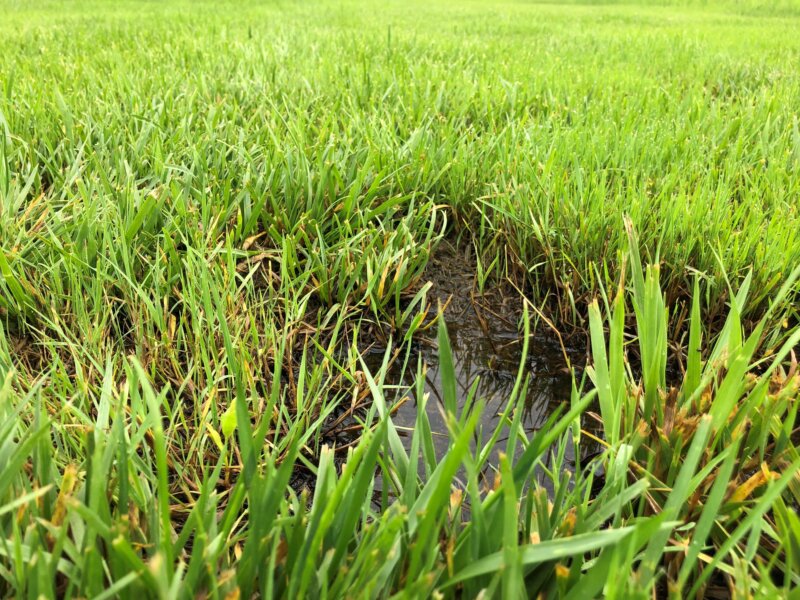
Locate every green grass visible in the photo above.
<box><xmin>1</xmin><ymin>0</ymin><xmax>800</xmax><ymax>597</ymax></box>
<box><xmin>4</xmin><ymin>0</ymin><xmax>800</xmax><ymax>324</ymax></box>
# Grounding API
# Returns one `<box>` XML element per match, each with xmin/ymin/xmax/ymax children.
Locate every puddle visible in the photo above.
<box><xmin>361</xmin><ymin>242</ymin><xmax>599</xmax><ymax>486</ymax></box>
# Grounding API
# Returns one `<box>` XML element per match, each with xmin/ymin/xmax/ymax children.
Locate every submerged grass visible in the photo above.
<box><xmin>1</xmin><ymin>0</ymin><xmax>800</xmax><ymax>597</ymax></box>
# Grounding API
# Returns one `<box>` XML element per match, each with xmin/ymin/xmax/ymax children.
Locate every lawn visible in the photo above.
<box><xmin>1</xmin><ymin>0</ymin><xmax>800</xmax><ymax>597</ymax></box>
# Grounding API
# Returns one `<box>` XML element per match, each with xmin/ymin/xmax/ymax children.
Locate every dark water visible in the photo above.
<box><xmin>298</xmin><ymin>244</ymin><xmax>601</xmax><ymax>498</ymax></box>
<box><xmin>364</xmin><ymin>316</ymin><xmax>577</xmax><ymax>459</ymax></box>
<box><xmin>361</xmin><ymin>244</ymin><xmax>592</xmax><ymax>477</ymax></box>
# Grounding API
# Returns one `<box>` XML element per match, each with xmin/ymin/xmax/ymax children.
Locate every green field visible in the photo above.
<box><xmin>2</xmin><ymin>0</ymin><xmax>800</xmax><ymax>597</ymax></box>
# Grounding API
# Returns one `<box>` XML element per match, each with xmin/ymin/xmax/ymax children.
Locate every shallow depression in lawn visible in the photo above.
<box><xmin>361</xmin><ymin>245</ymin><xmax>591</xmax><ymax>473</ymax></box>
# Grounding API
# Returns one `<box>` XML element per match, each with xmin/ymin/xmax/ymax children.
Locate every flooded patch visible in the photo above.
<box><xmin>361</xmin><ymin>241</ymin><xmax>597</xmax><ymax>480</ymax></box>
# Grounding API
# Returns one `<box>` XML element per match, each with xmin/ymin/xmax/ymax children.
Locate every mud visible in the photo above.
<box><xmin>361</xmin><ymin>241</ymin><xmax>600</xmax><ymax>487</ymax></box>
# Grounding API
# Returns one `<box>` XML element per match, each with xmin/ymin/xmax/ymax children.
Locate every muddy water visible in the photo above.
<box><xmin>363</xmin><ymin>244</ymin><xmax>593</xmax><ymax>478</ymax></box>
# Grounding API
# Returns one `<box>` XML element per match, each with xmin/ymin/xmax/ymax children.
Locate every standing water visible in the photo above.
<box><xmin>361</xmin><ymin>243</ymin><xmax>594</xmax><ymax>480</ymax></box>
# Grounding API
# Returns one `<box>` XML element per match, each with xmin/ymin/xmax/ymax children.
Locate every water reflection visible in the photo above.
<box><xmin>361</xmin><ymin>244</ymin><xmax>595</xmax><ymax>486</ymax></box>
<box><xmin>366</xmin><ymin>325</ymin><xmax>577</xmax><ymax>459</ymax></box>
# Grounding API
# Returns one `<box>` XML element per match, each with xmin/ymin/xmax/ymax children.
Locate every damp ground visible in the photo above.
<box><xmin>355</xmin><ymin>240</ymin><xmax>603</xmax><ymax>491</ymax></box>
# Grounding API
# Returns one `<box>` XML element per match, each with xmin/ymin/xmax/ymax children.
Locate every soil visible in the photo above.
<box><xmin>356</xmin><ymin>239</ymin><xmax>602</xmax><ymax>490</ymax></box>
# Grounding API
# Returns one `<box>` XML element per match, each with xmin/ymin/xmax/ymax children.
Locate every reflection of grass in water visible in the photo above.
<box><xmin>358</xmin><ymin>246</ymin><xmax>578</xmax><ymax>461</ymax></box>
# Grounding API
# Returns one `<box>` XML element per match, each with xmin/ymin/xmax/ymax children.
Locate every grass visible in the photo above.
<box><xmin>2</xmin><ymin>247</ymin><xmax>799</xmax><ymax>597</ymax></box>
<box><xmin>1</xmin><ymin>0</ymin><xmax>800</xmax><ymax>597</ymax></box>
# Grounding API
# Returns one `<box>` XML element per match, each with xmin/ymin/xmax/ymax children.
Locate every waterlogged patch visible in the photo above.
<box><xmin>361</xmin><ymin>244</ymin><xmax>592</xmax><ymax>477</ymax></box>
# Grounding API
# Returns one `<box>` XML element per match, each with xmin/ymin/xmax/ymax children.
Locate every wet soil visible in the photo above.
<box><xmin>360</xmin><ymin>240</ymin><xmax>600</xmax><ymax>481</ymax></box>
